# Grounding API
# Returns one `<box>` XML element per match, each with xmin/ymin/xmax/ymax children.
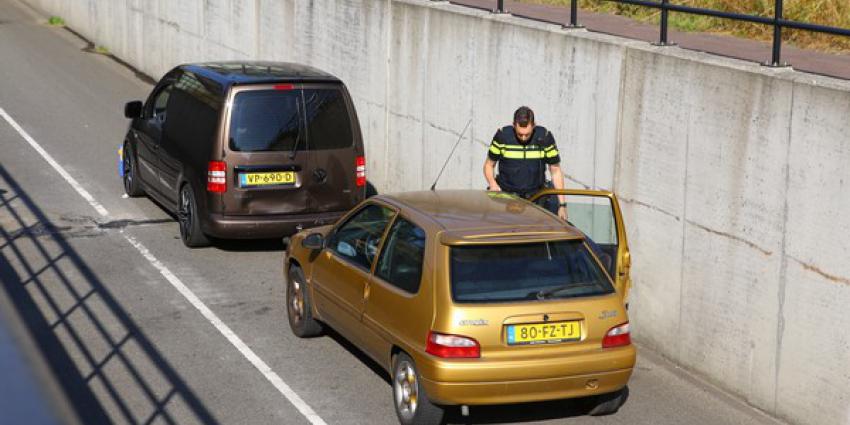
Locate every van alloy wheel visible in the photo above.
<box><xmin>122</xmin><ymin>143</ymin><xmax>143</xmax><ymax>197</ymax></box>
<box><xmin>178</xmin><ymin>187</ymin><xmax>192</xmax><ymax>240</ymax></box>
<box><xmin>394</xmin><ymin>360</ymin><xmax>419</xmax><ymax>421</ymax></box>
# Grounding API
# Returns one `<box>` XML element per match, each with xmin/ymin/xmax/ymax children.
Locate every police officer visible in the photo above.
<box><xmin>484</xmin><ymin>106</ymin><xmax>567</xmax><ymax>220</ymax></box>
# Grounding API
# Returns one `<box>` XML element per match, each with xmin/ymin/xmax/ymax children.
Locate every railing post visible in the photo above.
<box><xmin>495</xmin><ymin>0</ymin><xmax>505</xmax><ymax>14</ymax></box>
<box><xmin>563</xmin><ymin>0</ymin><xmax>584</xmax><ymax>29</ymax></box>
<box><xmin>652</xmin><ymin>0</ymin><xmax>675</xmax><ymax>46</ymax></box>
<box><xmin>767</xmin><ymin>0</ymin><xmax>789</xmax><ymax>67</ymax></box>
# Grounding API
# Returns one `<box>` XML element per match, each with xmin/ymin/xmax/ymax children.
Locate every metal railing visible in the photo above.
<box><xmin>490</xmin><ymin>0</ymin><xmax>850</xmax><ymax>67</ymax></box>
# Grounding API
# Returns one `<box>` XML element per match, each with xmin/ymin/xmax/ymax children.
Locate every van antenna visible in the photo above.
<box><xmin>430</xmin><ymin>118</ymin><xmax>472</xmax><ymax>191</ymax></box>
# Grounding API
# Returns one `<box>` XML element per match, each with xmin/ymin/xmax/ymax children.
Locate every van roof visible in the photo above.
<box><xmin>181</xmin><ymin>61</ymin><xmax>341</xmax><ymax>88</ymax></box>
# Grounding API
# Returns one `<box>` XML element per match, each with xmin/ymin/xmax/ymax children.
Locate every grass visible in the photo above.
<box><xmin>47</xmin><ymin>16</ymin><xmax>64</xmax><ymax>26</ymax></box>
<box><xmin>520</xmin><ymin>0</ymin><xmax>850</xmax><ymax>53</ymax></box>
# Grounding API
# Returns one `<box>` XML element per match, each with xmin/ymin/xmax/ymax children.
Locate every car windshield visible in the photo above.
<box><xmin>228</xmin><ymin>88</ymin><xmax>353</xmax><ymax>152</ymax></box>
<box><xmin>450</xmin><ymin>240</ymin><xmax>614</xmax><ymax>303</ymax></box>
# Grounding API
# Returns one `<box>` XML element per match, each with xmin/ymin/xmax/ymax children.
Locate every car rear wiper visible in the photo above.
<box><xmin>534</xmin><ymin>282</ymin><xmax>598</xmax><ymax>300</ymax></box>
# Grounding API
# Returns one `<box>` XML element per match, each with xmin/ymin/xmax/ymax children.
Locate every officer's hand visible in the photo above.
<box><xmin>558</xmin><ymin>206</ymin><xmax>568</xmax><ymax>221</ymax></box>
<box><xmin>487</xmin><ymin>183</ymin><xmax>502</xmax><ymax>192</ymax></box>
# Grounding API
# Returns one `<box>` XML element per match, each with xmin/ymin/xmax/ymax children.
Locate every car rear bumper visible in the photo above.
<box><xmin>417</xmin><ymin>346</ymin><xmax>636</xmax><ymax>405</ymax></box>
<box><xmin>203</xmin><ymin>211</ymin><xmax>346</xmax><ymax>239</ymax></box>
<box><xmin>421</xmin><ymin>367</ymin><xmax>633</xmax><ymax>406</ymax></box>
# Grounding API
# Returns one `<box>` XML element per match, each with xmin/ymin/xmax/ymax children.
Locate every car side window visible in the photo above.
<box><xmin>328</xmin><ymin>204</ymin><xmax>395</xmax><ymax>271</ymax></box>
<box><xmin>375</xmin><ymin>218</ymin><xmax>426</xmax><ymax>294</ymax></box>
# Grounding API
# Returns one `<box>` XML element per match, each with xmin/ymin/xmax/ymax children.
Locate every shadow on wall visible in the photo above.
<box><xmin>0</xmin><ymin>165</ymin><xmax>220</xmax><ymax>425</ymax></box>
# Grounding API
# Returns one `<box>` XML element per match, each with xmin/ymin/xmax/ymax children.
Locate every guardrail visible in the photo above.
<box><xmin>485</xmin><ymin>0</ymin><xmax>850</xmax><ymax>67</ymax></box>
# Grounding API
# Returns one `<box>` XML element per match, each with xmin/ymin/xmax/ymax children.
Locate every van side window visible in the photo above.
<box><xmin>164</xmin><ymin>72</ymin><xmax>223</xmax><ymax>155</ymax></box>
<box><xmin>303</xmin><ymin>88</ymin><xmax>354</xmax><ymax>150</ymax></box>
<box><xmin>328</xmin><ymin>204</ymin><xmax>395</xmax><ymax>271</ymax></box>
<box><xmin>375</xmin><ymin>218</ymin><xmax>426</xmax><ymax>294</ymax></box>
<box><xmin>149</xmin><ymin>85</ymin><xmax>172</xmax><ymax>120</ymax></box>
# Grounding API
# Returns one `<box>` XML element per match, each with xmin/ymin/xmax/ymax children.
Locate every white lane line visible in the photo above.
<box><xmin>0</xmin><ymin>107</ymin><xmax>109</xmax><ymax>217</ymax></box>
<box><xmin>2</xmin><ymin>107</ymin><xmax>327</xmax><ymax>425</ymax></box>
<box><xmin>122</xmin><ymin>233</ymin><xmax>327</xmax><ymax>425</ymax></box>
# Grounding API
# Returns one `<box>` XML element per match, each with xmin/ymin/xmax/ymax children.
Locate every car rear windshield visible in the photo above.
<box><xmin>229</xmin><ymin>88</ymin><xmax>354</xmax><ymax>152</ymax></box>
<box><xmin>450</xmin><ymin>240</ymin><xmax>614</xmax><ymax>303</ymax></box>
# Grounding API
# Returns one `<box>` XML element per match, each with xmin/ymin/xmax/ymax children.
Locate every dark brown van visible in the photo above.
<box><xmin>122</xmin><ymin>62</ymin><xmax>367</xmax><ymax>247</ymax></box>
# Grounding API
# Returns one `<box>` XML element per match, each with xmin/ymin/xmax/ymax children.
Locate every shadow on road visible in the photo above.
<box><xmin>0</xmin><ymin>165</ymin><xmax>220</xmax><ymax>425</ymax></box>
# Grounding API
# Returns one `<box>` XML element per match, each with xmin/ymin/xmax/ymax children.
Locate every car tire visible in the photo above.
<box><xmin>178</xmin><ymin>183</ymin><xmax>210</xmax><ymax>248</ymax></box>
<box><xmin>122</xmin><ymin>142</ymin><xmax>144</xmax><ymax>197</ymax></box>
<box><xmin>286</xmin><ymin>265</ymin><xmax>323</xmax><ymax>338</ymax></box>
<box><xmin>392</xmin><ymin>352</ymin><xmax>444</xmax><ymax>425</ymax></box>
<box><xmin>586</xmin><ymin>386</ymin><xmax>629</xmax><ymax>416</ymax></box>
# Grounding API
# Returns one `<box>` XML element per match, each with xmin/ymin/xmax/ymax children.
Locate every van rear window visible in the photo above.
<box><xmin>450</xmin><ymin>241</ymin><xmax>614</xmax><ymax>303</ymax></box>
<box><xmin>229</xmin><ymin>88</ymin><xmax>353</xmax><ymax>152</ymax></box>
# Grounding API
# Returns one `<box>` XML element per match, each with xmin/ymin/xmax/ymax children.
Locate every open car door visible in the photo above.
<box><xmin>528</xmin><ymin>189</ymin><xmax>632</xmax><ymax>304</ymax></box>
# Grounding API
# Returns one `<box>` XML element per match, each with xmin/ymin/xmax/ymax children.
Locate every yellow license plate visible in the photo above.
<box><xmin>239</xmin><ymin>171</ymin><xmax>296</xmax><ymax>187</ymax></box>
<box><xmin>507</xmin><ymin>321</ymin><xmax>582</xmax><ymax>345</ymax></box>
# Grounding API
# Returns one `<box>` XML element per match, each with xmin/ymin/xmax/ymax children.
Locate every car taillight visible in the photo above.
<box><xmin>207</xmin><ymin>161</ymin><xmax>227</xmax><ymax>193</ymax></box>
<box><xmin>602</xmin><ymin>322</ymin><xmax>631</xmax><ymax>348</ymax></box>
<box><xmin>425</xmin><ymin>331</ymin><xmax>480</xmax><ymax>358</ymax></box>
<box><xmin>355</xmin><ymin>156</ymin><xmax>366</xmax><ymax>187</ymax></box>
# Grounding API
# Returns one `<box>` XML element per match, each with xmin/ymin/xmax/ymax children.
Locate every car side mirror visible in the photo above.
<box><xmin>302</xmin><ymin>233</ymin><xmax>325</xmax><ymax>250</ymax></box>
<box><xmin>124</xmin><ymin>101</ymin><xmax>143</xmax><ymax>119</ymax></box>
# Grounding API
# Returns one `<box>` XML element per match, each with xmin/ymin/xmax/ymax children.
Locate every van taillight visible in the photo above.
<box><xmin>425</xmin><ymin>331</ymin><xmax>480</xmax><ymax>358</ymax></box>
<box><xmin>601</xmin><ymin>322</ymin><xmax>631</xmax><ymax>349</ymax></box>
<box><xmin>207</xmin><ymin>161</ymin><xmax>227</xmax><ymax>193</ymax></box>
<box><xmin>355</xmin><ymin>156</ymin><xmax>366</xmax><ymax>187</ymax></box>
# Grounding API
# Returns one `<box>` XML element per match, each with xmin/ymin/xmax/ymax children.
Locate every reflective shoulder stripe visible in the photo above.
<box><xmin>545</xmin><ymin>149</ymin><xmax>560</xmax><ymax>158</ymax></box>
<box><xmin>543</xmin><ymin>145</ymin><xmax>558</xmax><ymax>151</ymax></box>
<box><xmin>491</xmin><ymin>140</ymin><xmax>506</xmax><ymax>148</ymax></box>
<box><xmin>489</xmin><ymin>145</ymin><xmax>502</xmax><ymax>155</ymax></box>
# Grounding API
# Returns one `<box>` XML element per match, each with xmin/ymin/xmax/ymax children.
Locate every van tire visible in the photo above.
<box><xmin>286</xmin><ymin>265</ymin><xmax>323</xmax><ymax>337</ymax></box>
<box><xmin>586</xmin><ymin>386</ymin><xmax>629</xmax><ymax>416</ymax></box>
<box><xmin>178</xmin><ymin>184</ymin><xmax>210</xmax><ymax>248</ymax></box>
<box><xmin>122</xmin><ymin>143</ymin><xmax>144</xmax><ymax>197</ymax></box>
<box><xmin>392</xmin><ymin>352</ymin><xmax>444</xmax><ymax>425</ymax></box>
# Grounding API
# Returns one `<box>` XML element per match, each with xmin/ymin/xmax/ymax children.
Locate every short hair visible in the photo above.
<box><xmin>513</xmin><ymin>106</ymin><xmax>535</xmax><ymax>127</ymax></box>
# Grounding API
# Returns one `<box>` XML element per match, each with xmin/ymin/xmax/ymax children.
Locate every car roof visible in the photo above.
<box><xmin>179</xmin><ymin>61</ymin><xmax>341</xmax><ymax>89</ymax></box>
<box><xmin>376</xmin><ymin>190</ymin><xmax>584</xmax><ymax>241</ymax></box>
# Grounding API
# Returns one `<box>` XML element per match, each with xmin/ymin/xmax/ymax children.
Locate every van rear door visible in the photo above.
<box><xmin>222</xmin><ymin>84</ymin><xmax>312</xmax><ymax>216</ymax></box>
<box><xmin>301</xmin><ymin>83</ymin><xmax>363</xmax><ymax>213</ymax></box>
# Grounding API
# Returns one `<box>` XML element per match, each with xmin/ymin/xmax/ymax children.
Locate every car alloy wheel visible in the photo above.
<box><xmin>288</xmin><ymin>278</ymin><xmax>304</xmax><ymax>325</ymax></box>
<box><xmin>394</xmin><ymin>359</ymin><xmax>419</xmax><ymax>422</ymax></box>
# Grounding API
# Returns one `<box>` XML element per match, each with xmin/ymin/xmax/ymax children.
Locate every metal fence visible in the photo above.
<box><xmin>486</xmin><ymin>0</ymin><xmax>850</xmax><ymax>67</ymax></box>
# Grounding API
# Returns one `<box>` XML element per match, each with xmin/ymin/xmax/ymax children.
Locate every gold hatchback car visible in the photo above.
<box><xmin>283</xmin><ymin>189</ymin><xmax>635</xmax><ymax>425</ymax></box>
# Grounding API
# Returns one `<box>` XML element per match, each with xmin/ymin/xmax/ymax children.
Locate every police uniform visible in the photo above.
<box><xmin>488</xmin><ymin>125</ymin><xmax>561</xmax><ymax>198</ymax></box>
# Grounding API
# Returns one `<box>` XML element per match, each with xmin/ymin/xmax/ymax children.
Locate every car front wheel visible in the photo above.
<box><xmin>122</xmin><ymin>142</ymin><xmax>144</xmax><ymax>197</ymax></box>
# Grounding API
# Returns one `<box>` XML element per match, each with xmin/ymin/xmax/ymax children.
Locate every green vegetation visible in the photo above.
<box><xmin>521</xmin><ymin>0</ymin><xmax>850</xmax><ymax>53</ymax></box>
<box><xmin>47</xmin><ymin>16</ymin><xmax>65</xmax><ymax>26</ymax></box>
<box><xmin>94</xmin><ymin>45</ymin><xmax>109</xmax><ymax>54</ymax></box>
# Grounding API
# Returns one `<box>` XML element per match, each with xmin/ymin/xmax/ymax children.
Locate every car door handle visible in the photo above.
<box><xmin>363</xmin><ymin>282</ymin><xmax>370</xmax><ymax>300</ymax></box>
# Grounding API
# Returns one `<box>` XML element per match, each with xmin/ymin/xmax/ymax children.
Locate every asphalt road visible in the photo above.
<box><xmin>0</xmin><ymin>0</ymin><xmax>789</xmax><ymax>424</ymax></box>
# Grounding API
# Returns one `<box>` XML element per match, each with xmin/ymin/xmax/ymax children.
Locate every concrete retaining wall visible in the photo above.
<box><xmin>20</xmin><ymin>0</ymin><xmax>850</xmax><ymax>423</ymax></box>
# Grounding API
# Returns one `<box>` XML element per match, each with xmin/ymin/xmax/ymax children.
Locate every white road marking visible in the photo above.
<box><xmin>2</xmin><ymin>107</ymin><xmax>328</xmax><ymax>425</ymax></box>
<box><xmin>122</xmin><ymin>233</ymin><xmax>327</xmax><ymax>425</ymax></box>
<box><xmin>0</xmin><ymin>107</ymin><xmax>109</xmax><ymax>217</ymax></box>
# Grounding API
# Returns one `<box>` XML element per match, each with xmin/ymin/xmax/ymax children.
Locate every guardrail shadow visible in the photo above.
<box><xmin>0</xmin><ymin>165</ymin><xmax>219</xmax><ymax>425</ymax></box>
